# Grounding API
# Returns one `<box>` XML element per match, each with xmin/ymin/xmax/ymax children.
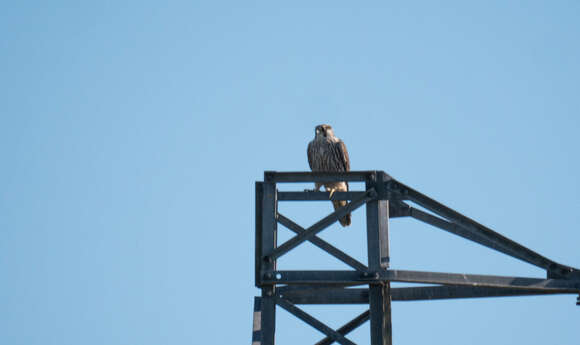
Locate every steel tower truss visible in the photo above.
<box><xmin>252</xmin><ymin>171</ymin><xmax>580</xmax><ymax>345</ymax></box>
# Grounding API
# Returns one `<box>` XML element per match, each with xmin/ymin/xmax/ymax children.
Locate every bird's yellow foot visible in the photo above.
<box><xmin>328</xmin><ymin>188</ymin><xmax>336</xmax><ymax>199</ymax></box>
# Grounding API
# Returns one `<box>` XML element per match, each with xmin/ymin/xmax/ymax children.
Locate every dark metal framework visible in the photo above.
<box><xmin>253</xmin><ymin>171</ymin><xmax>580</xmax><ymax>345</ymax></box>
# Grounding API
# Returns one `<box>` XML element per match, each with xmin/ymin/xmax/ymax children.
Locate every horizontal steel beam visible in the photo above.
<box><xmin>265</xmin><ymin>270</ymin><xmax>580</xmax><ymax>292</ymax></box>
<box><xmin>279</xmin><ymin>286</ymin><xmax>574</xmax><ymax>304</ymax></box>
<box><xmin>387</xmin><ymin>270</ymin><xmax>580</xmax><ymax>291</ymax></box>
<box><xmin>392</xmin><ymin>285</ymin><xmax>571</xmax><ymax>301</ymax></box>
<box><xmin>264</xmin><ymin>171</ymin><xmax>388</xmax><ymax>183</ymax></box>
<box><xmin>279</xmin><ymin>287</ymin><xmax>368</xmax><ymax>304</ymax></box>
<box><xmin>277</xmin><ymin>191</ymin><xmax>366</xmax><ymax>201</ymax></box>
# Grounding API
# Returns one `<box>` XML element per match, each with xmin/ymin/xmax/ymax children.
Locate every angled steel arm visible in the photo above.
<box><xmin>386</xmin><ymin>179</ymin><xmax>580</xmax><ymax>278</ymax></box>
<box><xmin>407</xmin><ymin>206</ymin><xmax>542</xmax><ymax>266</ymax></box>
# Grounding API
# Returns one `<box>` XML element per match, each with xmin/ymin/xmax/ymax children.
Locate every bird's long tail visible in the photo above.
<box><xmin>332</xmin><ymin>200</ymin><xmax>351</xmax><ymax>227</ymax></box>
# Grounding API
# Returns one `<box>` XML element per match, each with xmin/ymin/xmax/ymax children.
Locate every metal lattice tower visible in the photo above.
<box><xmin>252</xmin><ymin>171</ymin><xmax>580</xmax><ymax>345</ymax></box>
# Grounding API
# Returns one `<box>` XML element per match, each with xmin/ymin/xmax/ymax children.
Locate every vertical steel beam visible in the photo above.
<box><xmin>260</xmin><ymin>180</ymin><xmax>277</xmax><ymax>345</ymax></box>
<box><xmin>252</xmin><ymin>297</ymin><xmax>262</xmax><ymax>345</ymax></box>
<box><xmin>366</xmin><ymin>173</ymin><xmax>392</xmax><ymax>345</ymax></box>
<box><xmin>378</xmin><ymin>199</ymin><xmax>390</xmax><ymax>270</ymax></box>
<box><xmin>255</xmin><ymin>182</ymin><xmax>264</xmax><ymax>287</ymax></box>
<box><xmin>259</xmin><ymin>295</ymin><xmax>276</xmax><ymax>345</ymax></box>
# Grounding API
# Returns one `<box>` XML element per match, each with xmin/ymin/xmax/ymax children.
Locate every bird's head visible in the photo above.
<box><xmin>315</xmin><ymin>124</ymin><xmax>334</xmax><ymax>139</ymax></box>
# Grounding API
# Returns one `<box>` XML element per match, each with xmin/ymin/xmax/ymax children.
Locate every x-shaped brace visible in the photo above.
<box><xmin>275</xmin><ymin>296</ymin><xmax>368</xmax><ymax>345</ymax></box>
<box><xmin>266</xmin><ymin>188</ymin><xmax>376</xmax><ymax>261</ymax></box>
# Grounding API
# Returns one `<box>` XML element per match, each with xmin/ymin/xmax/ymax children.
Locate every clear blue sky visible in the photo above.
<box><xmin>1</xmin><ymin>2</ymin><xmax>579</xmax><ymax>344</ymax></box>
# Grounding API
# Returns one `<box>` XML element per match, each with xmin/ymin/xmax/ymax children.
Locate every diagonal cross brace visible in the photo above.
<box><xmin>277</xmin><ymin>213</ymin><xmax>368</xmax><ymax>272</ymax></box>
<box><xmin>267</xmin><ymin>188</ymin><xmax>375</xmax><ymax>260</ymax></box>
<box><xmin>315</xmin><ymin>310</ymin><xmax>370</xmax><ymax>345</ymax></box>
<box><xmin>275</xmin><ymin>296</ymin><xmax>357</xmax><ymax>345</ymax></box>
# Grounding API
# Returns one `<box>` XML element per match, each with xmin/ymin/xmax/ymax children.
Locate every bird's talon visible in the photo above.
<box><xmin>328</xmin><ymin>189</ymin><xmax>335</xmax><ymax>199</ymax></box>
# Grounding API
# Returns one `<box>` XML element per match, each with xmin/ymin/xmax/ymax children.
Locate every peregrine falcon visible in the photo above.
<box><xmin>307</xmin><ymin>124</ymin><xmax>351</xmax><ymax>227</ymax></box>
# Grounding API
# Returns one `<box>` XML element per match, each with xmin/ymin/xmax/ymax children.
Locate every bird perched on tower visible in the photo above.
<box><xmin>307</xmin><ymin>124</ymin><xmax>351</xmax><ymax>227</ymax></box>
